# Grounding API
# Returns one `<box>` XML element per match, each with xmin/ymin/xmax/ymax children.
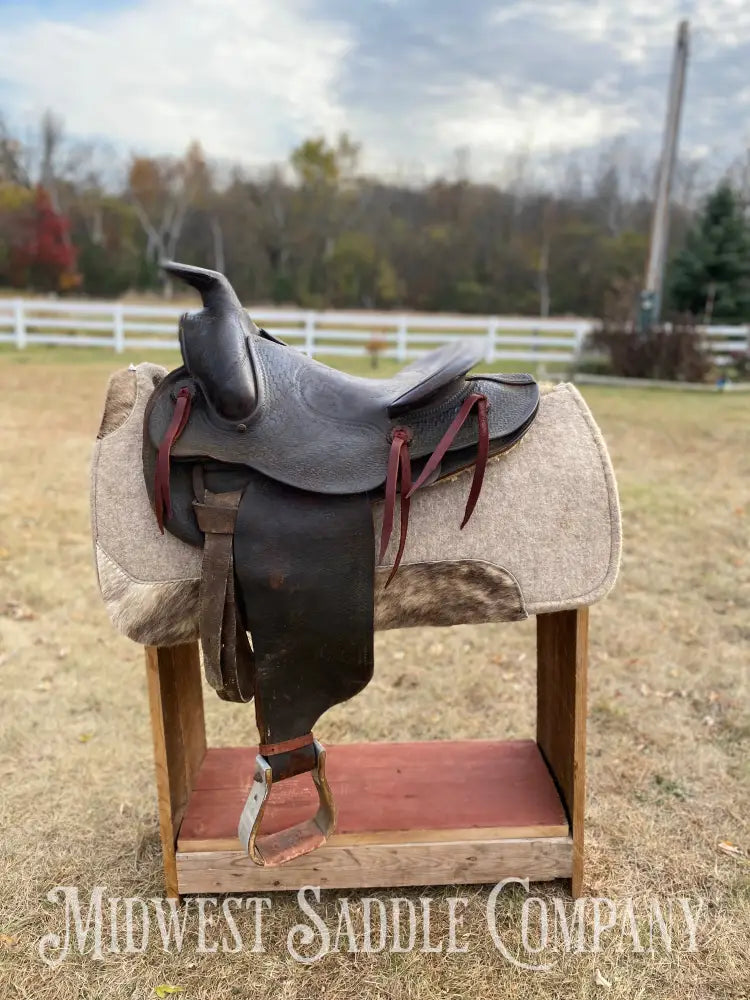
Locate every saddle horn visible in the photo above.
<box><xmin>161</xmin><ymin>261</ymin><xmax>259</xmax><ymax>423</ymax></box>
<box><xmin>161</xmin><ymin>261</ymin><xmax>245</xmax><ymax>315</ymax></box>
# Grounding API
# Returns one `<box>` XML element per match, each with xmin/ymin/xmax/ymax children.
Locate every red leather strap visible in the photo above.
<box><xmin>154</xmin><ymin>387</ymin><xmax>192</xmax><ymax>533</ymax></box>
<box><xmin>406</xmin><ymin>392</ymin><xmax>489</xmax><ymax>531</ymax></box>
<box><xmin>259</xmin><ymin>732</ymin><xmax>315</xmax><ymax>757</ymax></box>
<box><xmin>379</xmin><ymin>428</ymin><xmax>412</xmax><ymax>585</ymax></box>
<box><xmin>460</xmin><ymin>394</ymin><xmax>489</xmax><ymax>528</ymax></box>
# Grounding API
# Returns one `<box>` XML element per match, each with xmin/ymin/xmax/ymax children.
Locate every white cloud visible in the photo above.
<box><xmin>437</xmin><ymin>82</ymin><xmax>636</xmax><ymax>155</ymax></box>
<box><xmin>0</xmin><ymin>0</ymin><xmax>351</xmax><ymax>162</ymax></box>
<box><xmin>0</xmin><ymin>0</ymin><xmax>748</xmax><ymax>178</ymax></box>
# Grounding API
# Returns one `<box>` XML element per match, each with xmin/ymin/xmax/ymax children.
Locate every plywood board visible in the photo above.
<box><xmin>178</xmin><ymin>739</ymin><xmax>569</xmax><ymax>854</ymax></box>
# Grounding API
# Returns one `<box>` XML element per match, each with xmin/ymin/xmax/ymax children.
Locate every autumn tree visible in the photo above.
<box><xmin>0</xmin><ymin>182</ymin><xmax>34</xmax><ymax>285</ymax></box>
<box><xmin>127</xmin><ymin>142</ymin><xmax>213</xmax><ymax>294</ymax></box>
<box><xmin>4</xmin><ymin>186</ymin><xmax>79</xmax><ymax>291</ymax></box>
<box><xmin>3</xmin><ymin>106</ymin><xmax>747</xmax><ymax>322</ymax></box>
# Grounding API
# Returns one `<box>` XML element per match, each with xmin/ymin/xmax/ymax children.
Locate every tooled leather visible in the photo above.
<box><xmin>146</xmin><ymin>337</ymin><xmax>540</xmax><ymax>496</ymax></box>
<box><xmin>388</xmin><ymin>346</ymin><xmax>482</xmax><ymax>414</ymax></box>
<box><xmin>474</xmin><ymin>373</ymin><xmax>536</xmax><ymax>385</ymax></box>
<box><xmin>179</xmin><ymin>309</ymin><xmax>259</xmax><ymax>423</ymax></box>
<box><xmin>300</xmin><ymin>341</ymin><xmax>483</xmax><ymax>422</ymax></box>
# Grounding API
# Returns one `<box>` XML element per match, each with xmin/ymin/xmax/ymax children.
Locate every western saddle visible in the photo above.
<box><xmin>142</xmin><ymin>261</ymin><xmax>540</xmax><ymax>866</ymax></box>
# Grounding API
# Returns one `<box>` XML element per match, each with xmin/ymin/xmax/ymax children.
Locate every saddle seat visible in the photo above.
<box><xmin>146</xmin><ymin>337</ymin><xmax>539</xmax><ymax>497</ymax></box>
<box><xmin>146</xmin><ymin>262</ymin><xmax>539</xmax><ymax>498</ymax></box>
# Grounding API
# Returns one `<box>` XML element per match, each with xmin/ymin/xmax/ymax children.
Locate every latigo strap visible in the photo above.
<box><xmin>379</xmin><ymin>391</ymin><xmax>490</xmax><ymax>581</ymax></box>
<box><xmin>379</xmin><ymin>427</ymin><xmax>412</xmax><ymax>586</ymax></box>
<box><xmin>191</xmin><ymin>468</ymin><xmax>255</xmax><ymax>702</ymax></box>
<box><xmin>154</xmin><ymin>386</ymin><xmax>192</xmax><ymax>532</ymax></box>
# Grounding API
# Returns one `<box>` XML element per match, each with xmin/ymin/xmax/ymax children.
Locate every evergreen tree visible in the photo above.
<box><xmin>668</xmin><ymin>182</ymin><xmax>750</xmax><ymax>323</ymax></box>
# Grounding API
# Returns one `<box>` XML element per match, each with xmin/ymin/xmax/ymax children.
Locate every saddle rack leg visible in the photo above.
<box><xmin>144</xmin><ymin>643</ymin><xmax>206</xmax><ymax>899</ymax></box>
<box><xmin>536</xmin><ymin>608</ymin><xmax>589</xmax><ymax>898</ymax></box>
<box><xmin>237</xmin><ymin>741</ymin><xmax>337</xmax><ymax>866</ymax></box>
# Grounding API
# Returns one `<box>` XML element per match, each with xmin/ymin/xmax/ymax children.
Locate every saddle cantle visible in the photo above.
<box><xmin>142</xmin><ymin>261</ymin><xmax>540</xmax><ymax>866</ymax></box>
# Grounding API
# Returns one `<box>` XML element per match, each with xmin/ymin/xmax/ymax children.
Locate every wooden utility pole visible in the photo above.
<box><xmin>640</xmin><ymin>20</ymin><xmax>690</xmax><ymax>328</ymax></box>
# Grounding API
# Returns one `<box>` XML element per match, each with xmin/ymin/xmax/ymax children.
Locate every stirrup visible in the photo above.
<box><xmin>237</xmin><ymin>740</ymin><xmax>336</xmax><ymax>866</ymax></box>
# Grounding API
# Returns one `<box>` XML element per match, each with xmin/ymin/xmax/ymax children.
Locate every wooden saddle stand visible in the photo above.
<box><xmin>146</xmin><ymin>607</ymin><xmax>588</xmax><ymax>900</ymax></box>
<box><xmin>91</xmin><ymin>265</ymin><xmax>620</xmax><ymax>902</ymax></box>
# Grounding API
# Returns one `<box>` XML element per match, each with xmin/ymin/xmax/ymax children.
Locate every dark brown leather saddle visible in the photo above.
<box><xmin>143</xmin><ymin>261</ymin><xmax>540</xmax><ymax>866</ymax></box>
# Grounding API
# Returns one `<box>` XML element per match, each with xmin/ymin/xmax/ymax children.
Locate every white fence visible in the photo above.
<box><xmin>0</xmin><ymin>299</ymin><xmax>747</xmax><ymax>367</ymax></box>
<box><xmin>0</xmin><ymin>298</ymin><xmax>593</xmax><ymax>366</ymax></box>
<box><xmin>698</xmin><ymin>324</ymin><xmax>750</xmax><ymax>363</ymax></box>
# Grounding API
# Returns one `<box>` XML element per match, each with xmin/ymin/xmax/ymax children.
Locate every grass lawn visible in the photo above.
<box><xmin>0</xmin><ymin>350</ymin><xmax>748</xmax><ymax>999</ymax></box>
<box><xmin>0</xmin><ymin>343</ymin><xmax>571</xmax><ymax>380</ymax></box>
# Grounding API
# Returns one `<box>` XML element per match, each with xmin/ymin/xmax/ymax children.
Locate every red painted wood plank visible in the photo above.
<box><xmin>179</xmin><ymin>739</ymin><xmax>567</xmax><ymax>845</ymax></box>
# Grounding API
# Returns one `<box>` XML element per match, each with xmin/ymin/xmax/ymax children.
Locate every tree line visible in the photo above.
<box><xmin>1</xmin><ymin>111</ymin><xmax>749</xmax><ymax>322</ymax></box>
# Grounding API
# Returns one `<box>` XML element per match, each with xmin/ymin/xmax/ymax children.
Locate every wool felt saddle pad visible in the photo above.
<box><xmin>91</xmin><ymin>363</ymin><xmax>621</xmax><ymax>646</ymax></box>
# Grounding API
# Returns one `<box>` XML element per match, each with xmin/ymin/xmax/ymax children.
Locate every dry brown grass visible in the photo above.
<box><xmin>0</xmin><ymin>354</ymin><xmax>748</xmax><ymax>999</ymax></box>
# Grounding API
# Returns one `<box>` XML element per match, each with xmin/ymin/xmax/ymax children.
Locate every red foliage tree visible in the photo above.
<box><xmin>10</xmin><ymin>186</ymin><xmax>80</xmax><ymax>291</ymax></box>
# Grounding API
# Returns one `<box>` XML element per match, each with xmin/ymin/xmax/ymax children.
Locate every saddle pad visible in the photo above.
<box><xmin>91</xmin><ymin>363</ymin><xmax>621</xmax><ymax>646</ymax></box>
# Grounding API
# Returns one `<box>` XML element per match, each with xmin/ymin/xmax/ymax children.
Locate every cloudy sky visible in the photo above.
<box><xmin>0</xmin><ymin>0</ymin><xmax>748</xmax><ymax>180</ymax></box>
